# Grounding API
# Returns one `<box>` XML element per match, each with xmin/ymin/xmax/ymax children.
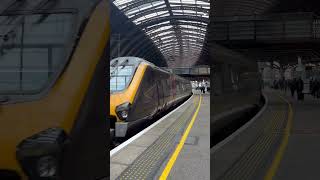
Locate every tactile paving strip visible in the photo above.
<box><xmin>117</xmin><ymin>96</ymin><xmax>199</xmax><ymax>180</ymax></box>
<box><xmin>218</xmin><ymin>95</ymin><xmax>288</xmax><ymax>180</ymax></box>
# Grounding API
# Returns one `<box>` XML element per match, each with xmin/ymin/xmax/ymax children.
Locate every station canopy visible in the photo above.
<box><xmin>113</xmin><ymin>0</ymin><xmax>210</xmax><ymax>66</ymax></box>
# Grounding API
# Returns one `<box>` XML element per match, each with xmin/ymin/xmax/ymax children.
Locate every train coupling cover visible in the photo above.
<box><xmin>115</xmin><ymin>122</ymin><xmax>128</xmax><ymax>137</ymax></box>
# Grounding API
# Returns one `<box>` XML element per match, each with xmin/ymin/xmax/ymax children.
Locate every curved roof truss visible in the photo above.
<box><xmin>113</xmin><ymin>0</ymin><xmax>210</xmax><ymax>66</ymax></box>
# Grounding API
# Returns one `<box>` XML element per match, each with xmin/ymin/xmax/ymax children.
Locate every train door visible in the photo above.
<box><xmin>171</xmin><ymin>74</ymin><xmax>176</xmax><ymax>101</ymax></box>
<box><xmin>157</xmin><ymin>70</ymin><xmax>166</xmax><ymax>111</ymax></box>
<box><xmin>162</xmin><ymin>73</ymin><xmax>170</xmax><ymax>109</ymax></box>
<box><xmin>162</xmin><ymin>75</ymin><xmax>169</xmax><ymax>108</ymax></box>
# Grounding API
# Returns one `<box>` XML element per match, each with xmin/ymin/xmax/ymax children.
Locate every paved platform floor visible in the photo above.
<box><xmin>110</xmin><ymin>93</ymin><xmax>210</xmax><ymax>180</ymax></box>
<box><xmin>273</xmin><ymin>90</ymin><xmax>320</xmax><ymax>180</ymax></box>
<box><xmin>214</xmin><ymin>88</ymin><xmax>320</xmax><ymax>180</ymax></box>
<box><xmin>166</xmin><ymin>93</ymin><xmax>210</xmax><ymax>180</ymax></box>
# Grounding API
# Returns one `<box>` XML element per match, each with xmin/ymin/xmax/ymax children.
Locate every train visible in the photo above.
<box><xmin>110</xmin><ymin>57</ymin><xmax>192</xmax><ymax>139</ymax></box>
<box><xmin>0</xmin><ymin>0</ymin><xmax>109</xmax><ymax>179</ymax></box>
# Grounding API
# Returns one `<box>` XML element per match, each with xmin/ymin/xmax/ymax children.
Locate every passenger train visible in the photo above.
<box><xmin>110</xmin><ymin>57</ymin><xmax>192</xmax><ymax>138</ymax></box>
<box><xmin>0</xmin><ymin>0</ymin><xmax>109</xmax><ymax>179</ymax></box>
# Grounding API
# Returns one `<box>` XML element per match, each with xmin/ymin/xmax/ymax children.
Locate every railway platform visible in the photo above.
<box><xmin>212</xmin><ymin>88</ymin><xmax>320</xmax><ymax>180</ymax></box>
<box><xmin>110</xmin><ymin>92</ymin><xmax>210</xmax><ymax>180</ymax></box>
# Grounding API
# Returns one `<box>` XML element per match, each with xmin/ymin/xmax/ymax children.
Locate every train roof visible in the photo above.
<box><xmin>110</xmin><ymin>57</ymin><xmax>170</xmax><ymax>73</ymax></box>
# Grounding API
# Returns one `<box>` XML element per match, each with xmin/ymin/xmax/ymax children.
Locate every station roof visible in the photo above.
<box><xmin>113</xmin><ymin>0</ymin><xmax>210</xmax><ymax>67</ymax></box>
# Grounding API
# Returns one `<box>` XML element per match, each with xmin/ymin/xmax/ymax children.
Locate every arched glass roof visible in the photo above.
<box><xmin>113</xmin><ymin>0</ymin><xmax>210</xmax><ymax>66</ymax></box>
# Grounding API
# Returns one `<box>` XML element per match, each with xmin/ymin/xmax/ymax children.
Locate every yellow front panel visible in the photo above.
<box><xmin>0</xmin><ymin>0</ymin><xmax>109</xmax><ymax>177</ymax></box>
<box><xmin>110</xmin><ymin>63</ymin><xmax>148</xmax><ymax>121</ymax></box>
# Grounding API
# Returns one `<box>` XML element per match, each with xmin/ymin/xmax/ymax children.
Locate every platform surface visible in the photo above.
<box><xmin>213</xmin><ymin>89</ymin><xmax>320</xmax><ymax>180</ymax></box>
<box><xmin>110</xmin><ymin>92</ymin><xmax>210</xmax><ymax>180</ymax></box>
<box><xmin>273</xmin><ymin>90</ymin><xmax>320</xmax><ymax>180</ymax></box>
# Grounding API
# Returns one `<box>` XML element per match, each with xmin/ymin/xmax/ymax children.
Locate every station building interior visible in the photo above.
<box><xmin>212</xmin><ymin>0</ymin><xmax>320</xmax><ymax>180</ymax></box>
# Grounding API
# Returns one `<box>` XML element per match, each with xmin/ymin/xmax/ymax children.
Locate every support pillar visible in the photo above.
<box><xmin>212</xmin><ymin>62</ymin><xmax>233</xmax><ymax>95</ymax></box>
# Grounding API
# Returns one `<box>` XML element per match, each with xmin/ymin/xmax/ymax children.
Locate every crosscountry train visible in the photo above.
<box><xmin>110</xmin><ymin>57</ymin><xmax>192</xmax><ymax>138</ymax></box>
<box><xmin>0</xmin><ymin>0</ymin><xmax>109</xmax><ymax>179</ymax></box>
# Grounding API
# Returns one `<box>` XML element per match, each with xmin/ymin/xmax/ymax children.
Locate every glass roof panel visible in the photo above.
<box><xmin>113</xmin><ymin>0</ymin><xmax>210</xmax><ymax>65</ymax></box>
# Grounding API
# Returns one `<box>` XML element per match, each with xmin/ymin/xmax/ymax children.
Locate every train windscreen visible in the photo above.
<box><xmin>0</xmin><ymin>11</ymin><xmax>76</xmax><ymax>96</ymax></box>
<box><xmin>110</xmin><ymin>65</ymin><xmax>135</xmax><ymax>92</ymax></box>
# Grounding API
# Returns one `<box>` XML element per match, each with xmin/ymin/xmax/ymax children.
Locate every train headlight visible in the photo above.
<box><xmin>116</xmin><ymin>102</ymin><xmax>131</xmax><ymax>121</ymax></box>
<box><xmin>16</xmin><ymin>127</ymin><xmax>68</xmax><ymax>179</ymax></box>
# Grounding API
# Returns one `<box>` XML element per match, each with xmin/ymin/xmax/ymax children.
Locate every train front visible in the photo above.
<box><xmin>110</xmin><ymin>57</ymin><xmax>146</xmax><ymax>138</ymax></box>
<box><xmin>0</xmin><ymin>0</ymin><xmax>108</xmax><ymax>179</ymax></box>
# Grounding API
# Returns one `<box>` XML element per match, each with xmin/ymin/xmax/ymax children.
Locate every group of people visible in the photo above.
<box><xmin>197</xmin><ymin>81</ymin><xmax>209</xmax><ymax>94</ymax></box>
<box><xmin>272</xmin><ymin>78</ymin><xmax>304</xmax><ymax>100</ymax></box>
<box><xmin>309</xmin><ymin>78</ymin><xmax>320</xmax><ymax>98</ymax></box>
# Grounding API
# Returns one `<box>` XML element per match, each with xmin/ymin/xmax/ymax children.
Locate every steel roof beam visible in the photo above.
<box><xmin>148</xmin><ymin>27</ymin><xmax>206</xmax><ymax>38</ymax></box>
<box><xmin>138</xmin><ymin>15</ymin><xmax>209</xmax><ymax>29</ymax></box>
<box><xmin>157</xmin><ymin>37</ymin><xmax>204</xmax><ymax>46</ymax></box>
<box><xmin>119</xmin><ymin>0</ymin><xmax>209</xmax><ymax>12</ymax></box>
<box><xmin>130</xmin><ymin>6</ymin><xmax>209</xmax><ymax>21</ymax></box>
<box><xmin>151</xmin><ymin>32</ymin><xmax>205</xmax><ymax>41</ymax></box>
<box><xmin>120</xmin><ymin>0</ymin><xmax>162</xmax><ymax>12</ymax></box>
<box><xmin>162</xmin><ymin>48</ymin><xmax>202</xmax><ymax>55</ymax></box>
<box><xmin>160</xmin><ymin>43</ymin><xmax>203</xmax><ymax>51</ymax></box>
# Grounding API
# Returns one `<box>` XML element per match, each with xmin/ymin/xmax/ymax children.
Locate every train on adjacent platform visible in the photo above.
<box><xmin>110</xmin><ymin>57</ymin><xmax>192</xmax><ymax>139</ymax></box>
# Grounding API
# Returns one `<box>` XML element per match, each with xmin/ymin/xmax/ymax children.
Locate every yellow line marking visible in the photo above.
<box><xmin>159</xmin><ymin>95</ymin><xmax>202</xmax><ymax>180</ymax></box>
<box><xmin>264</xmin><ymin>94</ymin><xmax>293</xmax><ymax>180</ymax></box>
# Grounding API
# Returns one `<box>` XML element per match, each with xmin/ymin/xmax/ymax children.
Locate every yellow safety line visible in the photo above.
<box><xmin>159</xmin><ymin>95</ymin><xmax>202</xmax><ymax>180</ymax></box>
<box><xmin>264</xmin><ymin>94</ymin><xmax>293</xmax><ymax>180</ymax></box>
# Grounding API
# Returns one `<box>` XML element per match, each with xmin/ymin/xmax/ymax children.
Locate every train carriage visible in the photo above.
<box><xmin>110</xmin><ymin>57</ymin><xmax>192</xmax><ymax>138</ymax></box>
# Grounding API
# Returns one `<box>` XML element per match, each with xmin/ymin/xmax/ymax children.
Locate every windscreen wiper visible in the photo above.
<box><xmin>110</xmin><ymin>59</ymin><xmax>129</xmax><ymax>76</ymax></box>
<box><xmin>111</xmin><ymin>60</ymin><xmax>119</xmax><ymax>67</ymax></box>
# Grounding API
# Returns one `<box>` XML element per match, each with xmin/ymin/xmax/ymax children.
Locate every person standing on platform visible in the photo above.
<box><xmin>310</xmin><ymin>78</ymin><xmax>314</xmax><ymax>97</ymax></box>
<box><xmin>205</xmin><ymin>82</ymin><xmax>208</xmax><ymax>93</ymax></box>
<box><xmin>297</xmin><ymin>77</ymin><xmax>304</xmax><ymax>100</ymax></box>
<box><xmin>198</xmin><ymin>82</ymin><xmax>202</xmax><ymax>93</ymax></box>
<box><xmin>284</xmin><ymin>79</ymin><xmax>288</xmax><ymax>92</ymax></box>
<box><xmin>289</xmin><ymin>79</ymin><xmax>296</xmax><ymax>97</ymax></box>
<box><xmin>314</xmin><ymin>79</ymin><xmax>320</xmax><ymax>98</ymax></box>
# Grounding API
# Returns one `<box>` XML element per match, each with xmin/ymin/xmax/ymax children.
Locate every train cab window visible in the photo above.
<box><xmin>110</xmin><ymin>65</ymin><xmax>135</xmax><ymax>92</ymax></box>
<box><xmin>0</xmin><ymin>12</ymin><xmax>75</xmax><ymax>96</ymax></box>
